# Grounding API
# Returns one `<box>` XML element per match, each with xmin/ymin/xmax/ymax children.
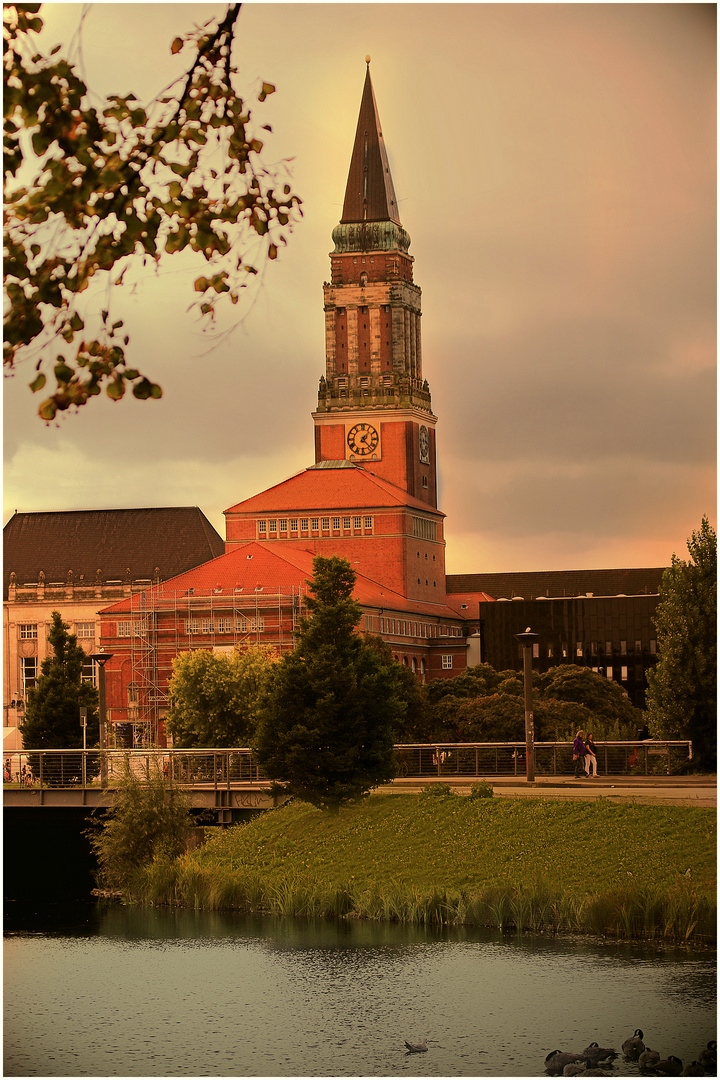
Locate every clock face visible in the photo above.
<box><xmin>347</xmin><ymin>422</ymin><xmax>379</xmax><ymax>457</ymax></box>
<box><xmin>419</xmin><ymin>425</ymin><xmax>430</xmax><ymax>464</ymax></box>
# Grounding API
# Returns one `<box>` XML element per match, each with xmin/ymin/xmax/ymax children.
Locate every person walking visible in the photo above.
<box><xmin>584</xmin><ymin>732</ymin><xmax>598</xmax><ymax>777</ymax></box>
<box><xmin>572</xmin><ymin>730</ymin><xmax>586</xmax><ymax>778</ymax></box>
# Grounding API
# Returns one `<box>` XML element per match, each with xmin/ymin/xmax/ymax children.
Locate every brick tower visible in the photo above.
<box><xmin>313</xmin><ymin>61</ymin><xmax>438</xmax><ymax>509</ymax></box>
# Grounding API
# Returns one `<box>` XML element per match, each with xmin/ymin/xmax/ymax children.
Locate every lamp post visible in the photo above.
<box><xmin>514</xmin><ymin>629</ymin><xmax>539</xmax><ymax>782</ymax></box>
<box><xmin>89</xmin><ymin>651</ymin><xmax>113</xmax><ymax>788</ymax></box>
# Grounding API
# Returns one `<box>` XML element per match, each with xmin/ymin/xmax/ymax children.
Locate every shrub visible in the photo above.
<box><xmin>468</xmin><ymin>781</ymin><xmax>494</xmax><ymax>799</ymax></box>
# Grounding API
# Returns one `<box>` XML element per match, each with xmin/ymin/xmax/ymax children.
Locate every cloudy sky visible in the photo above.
<box><xmin>4</xmin><ymin>3</ymin><xmax>716</xmax><ymax>575</ymax></box>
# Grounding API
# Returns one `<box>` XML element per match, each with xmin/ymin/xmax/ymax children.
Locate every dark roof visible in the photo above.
<box><xmin>446</xmin><ymin>567</ymin><xmax>666</xmax><ymax>600</ymax></box>
<box><xmin>341</xmin><ymin>65</ymin><xmax>402</xmax><ymax>225</ymax></box>
<box><xmin>3</xmin><ymin>508</ymin><xmax>225</xmax><ymax>598</ymax></box>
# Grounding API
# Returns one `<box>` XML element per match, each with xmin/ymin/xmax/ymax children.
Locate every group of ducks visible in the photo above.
<box><xmin>545</xmin><ymin>1031</ymin><xmax>717</xmax><ymax>1077</ymax></box>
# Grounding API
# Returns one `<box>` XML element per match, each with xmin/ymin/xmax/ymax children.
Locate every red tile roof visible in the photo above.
<box><xmin>446</xmin><ymin>568</ymin><xmax>665</xmax><ymax>600</ymax></box>
<box><xmin>224</xmin><ymin>463</ymin><xmax>444</xmax><ymax>517</ymax></box>
<box><xmin>100</xmin><ymin>542</ymin><xmax>462</xmax><ymax>621</ymax></box>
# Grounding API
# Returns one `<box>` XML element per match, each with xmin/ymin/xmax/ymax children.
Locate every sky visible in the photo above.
<box><xmin>3</xmin><ymin>2</ymin><xmax>716</xmax><ymax>575</ymax></box>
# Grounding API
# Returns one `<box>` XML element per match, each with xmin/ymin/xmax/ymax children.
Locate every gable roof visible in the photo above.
<box><xmin>3</xmin><ymin>507</ymin><xmax>224</xmax><ymax>599</ymax></box>
<box><xmin>446</xmin><ymin>567</ymin><xmax>666</xmax><ymax>601</ymax></box>
<box><xmin>100</xmin><ymin>541</ymin><xmax>462</xmax><ymax>621</ymax></box>
<box><xmin>224</xmin><ymin>462</ymin><xmax>444</xmax><ymax>517</ymax></box>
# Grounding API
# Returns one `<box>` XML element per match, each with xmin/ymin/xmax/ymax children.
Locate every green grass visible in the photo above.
<box><xmin>132</xmin><ymin>792</ymin><xmax>716</xmax><ymax>941</ymax></box>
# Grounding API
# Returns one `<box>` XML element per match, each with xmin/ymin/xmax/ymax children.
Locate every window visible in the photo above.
<box><xmin>127</xmin><ymin>683</ymin><xmax>138</xmax><ymax>705</ymax></box>
<box><xmin>185</xmin><ymin>619</ymin><xmax>201</xmax><ymax>635</ymax></box>
<box><xmin>353</xmin><ymin>516</ymin><xmax>362</xmax><ymax>530</ymax></box>
<box><xmin>576</xmin><ymin>641</ymin><xmax>583</xmax><ymax>657</ymax></box>
<box><xmin>118</xmin><ymin>621</ymin><xmax>132</xmax><ymax>637</ymax></box>
<box><xmin>76</xmin><ymin>622</ymin><xmax>95</xmax><ymax>639</ymax></box>
<box><xmin>621</xmin><ymin>666</ymin><xmax>628</xmax><ymax>681</ymax></box>
<box><xmin>268</xmin><ymin>520</ymin><xmax>277</xmax><ymax>533</ymax></box>
<box><xmin>321</xmin><ymin>518</ymin><xmax>330</xmax><ymax>531</ymax></box>
<box><xmin>290</xmin><ymin>519</ymin><xmax>298</xmax><ymax>532</ymax></box>
<box><xmin>300</xmin><ymin>518</ymin><xmax>309</xmax><ymax>531</ymax></box>
<box><xmin>364</xmin><ymin>615</ymin><xmax>373</xmax><ymax>631</ymax></box>
<box><xmin>342</xmin><ymin>517</ymin><xmax>351</xmax><ymax>530</ymax></box>
<box><xmin>532</xmin><ymin>643</ymin><xmax>539</xmax><ymax>658</ymax></box>
<box><xmin>250</xmin><ymin>618</ymin><xmax>265</xmax><ymax>632</ymax></box>
<box><xmin>442</xmin><ymin>655</ymin><xmax>453</xmax><ymax>670</ymax></box>
<box><xmin>279</xmin><ymin>520</ymin><xmax>288</xmax><ymax>533</ymax></box>
<box><xmin>19</xmin><ymin>624</ymin><xmax>37</xmax><ymax>639</ymax></box>
<box><xmin>332</xmin><ymin>517</ymin><xmax>341</xmax><ymax>530</ymax></box>
<box><xmin>547</xmin><ymin>644</ymin><xmax>554</xmax><ymax>658</ymax></box>
<box><xmin>649</xmin><ymin>640</ymin><xmax>657</xmax><ymax>654</ymax></box>
<box><xmin>82</xmin><ymin>658</ymin><xmax>96</xmax><ymax>684</ymax></box>
<box><xmin>21</xmin><ymin>656</ymin><xmax>37</xmax><ymax>693</ymax></box>
<box><xmin>217</xmin><ymin>617</ymin><xmax>233</xmax><ymax>633</ymax></box>
<box><xmin>620</xmin><ymin>640</ymin><xmax>627</xmax><ymax>654</ymax></box>
<box><xmin>201</xmin><ymin>619</ymin><xmax>213</xmax><ymax>635</ymax></box>
<box><xmin>311</xmin><ymin>518</ymin><xmax>319</xmax><ymax>531</ymax></box>
<box><xmin>363</xmin><ymin>516</ymin><xmax>373</xmax><ymax>530</ymax></box>
<box><xmin>606</xmin><ymin>667</ymin><xmax>613</xmax><ymax>680</ymax></box>
<box><xmin>605</xmin><ymin>641</ymin><xmax>613</xmax><ymax>655</ymax></box>
<box><xmin>257</xmin><ymin>520</ymin><xmax>267</xmax><ymax>535</ymax></box>
<box><xmin>412</xmin><ymin>517</ymin><xmax>437</xmax><ymax>540</ymax></box>
<box><xmin>235</xmin><ymin>617</ymin><xmax>248</xmax><ymax>632</ymax></box>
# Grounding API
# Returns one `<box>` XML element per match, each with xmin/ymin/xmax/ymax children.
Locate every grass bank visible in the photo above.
<box><xmin>132</xmin><ymin>789</ymin><xmax>716</xmax><ymax>941</ymax></box>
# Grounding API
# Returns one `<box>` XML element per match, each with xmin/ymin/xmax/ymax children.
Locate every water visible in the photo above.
<box><xmin>4</xmin><ymin>902</ymin><xmax>716</xmax><ymax>1078</ymax></box>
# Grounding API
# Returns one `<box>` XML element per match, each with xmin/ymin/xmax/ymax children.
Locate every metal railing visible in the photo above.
<box><xmin>2</xmin><ymin>741</ymin><xmax>693</xmax><ymax>790</ymax></box>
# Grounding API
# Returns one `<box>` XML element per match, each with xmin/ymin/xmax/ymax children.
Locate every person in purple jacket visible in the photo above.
<box><xmin>572</xmin><ymin>730</ymin><xmax>586</xmax><ymax>777</ymax></box>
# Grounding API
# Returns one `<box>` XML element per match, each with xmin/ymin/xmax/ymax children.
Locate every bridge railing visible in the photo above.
<box><xmin>3</xmin><ymin>741</ymin><xmax>693</xmax><ymax>789</ymax></box>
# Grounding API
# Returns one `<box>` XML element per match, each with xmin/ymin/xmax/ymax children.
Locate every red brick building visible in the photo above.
<box><xmin>98</xmin><ymin>65</ymin><xmax>471</xmax><ymax>746</ymax></box>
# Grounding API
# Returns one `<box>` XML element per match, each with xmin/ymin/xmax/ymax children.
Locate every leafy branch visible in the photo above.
<box><xmin>3</xmin><ymin>2</ymin><xmax>302</xmax><ymax>420</ymax></box>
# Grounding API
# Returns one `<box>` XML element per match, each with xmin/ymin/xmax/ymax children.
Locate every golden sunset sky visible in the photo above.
<box><xmin>4</xmin><ymin>3</ymin><xmax>716</xmax><ymax>574</ymax></box>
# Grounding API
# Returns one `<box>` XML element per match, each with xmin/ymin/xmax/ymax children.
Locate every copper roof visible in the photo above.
<box><xmin>340</xmin><ymin>65</ymin><xmax>402</xmax><ymax>225</ymax></box>
<box><xmin>3</xmin><ymin>507</ymin><xmax>224</xmax><ymax>598</ymax></box>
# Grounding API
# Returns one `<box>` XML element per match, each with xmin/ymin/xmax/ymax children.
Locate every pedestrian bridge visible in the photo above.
<box><xmin>3</xmin><ymin>742</ymin><xmax>693</xmax><ymax>823</ymax></box>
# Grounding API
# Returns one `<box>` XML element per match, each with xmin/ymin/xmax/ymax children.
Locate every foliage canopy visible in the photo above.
<box><xmin>254</xmin><ymin>556</ymin><xmax>403</xmax><ymax>811</ymax></box>
<box><xmin>166</xmin><ymin>644</ymin><xmax>278</xmax><ymax>747</ymax></box>
<box><xmin>20</xmin><ymin>610</ymin><xmax>98</xmax><ymax>749</ymax></box>
<box><xmin>646</xmin><ymin>516</ymin><xmax>717</xmax><ymax>769</ymax></box>
<box><xmin>3</xmin><ymin>3</ymin><xmax>301</xmax><ymax>419</ymax></box>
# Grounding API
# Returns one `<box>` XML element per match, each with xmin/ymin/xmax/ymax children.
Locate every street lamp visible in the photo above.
<box><xmin>514</xmin><ymin>628</ymin><xmax>539</xmax><ymax>782</ymax></box>
<box><xmin>89</xmin><ymin>651</ymin><xmax>113</xmax><ymax>788</ymax></box>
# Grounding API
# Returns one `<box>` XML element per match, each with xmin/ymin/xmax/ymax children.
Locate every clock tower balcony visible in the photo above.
<box><xmin>316</xmin><ymin>373</ymin><xmax>432</xmax><ymax>414</ymax></box>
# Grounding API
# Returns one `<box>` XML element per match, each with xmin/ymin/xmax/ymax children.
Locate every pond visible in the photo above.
<box><xmin>4</xmin><ymin>901</ymin><xmax>716</xmax><ymax>1077</ymax></box>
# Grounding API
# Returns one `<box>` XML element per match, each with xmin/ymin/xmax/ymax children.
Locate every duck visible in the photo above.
<box><xmin>639</xmin><ymin>1048</ymin><xmax>661</xmax><ymax>1069</ymax></box>
<box><xmin>562</xmin><ymin>1070</ymin><xmax>611</xmax><ymax>1078</ymax></box>
<box><xmin>622</xmin><ymin>1030</ymin><xmax>646</xmax><ymax>1059</ymax></box>
<box><xmin>698</xmin><ymin>1041</ymin><xmax>717</xmax><ymax>1072</ymax></box>
<box><xmin>404</xmin><ymin>1039</ymin><xmax>428</xmax><ymax>1053</ymax></box>
<box><xmin>681</xmin><ymin>1063</ymin><xmax>705</xmax><ymax>1077</ymax></box>
<box><xmin>545</xmin><ymin>1051</ymin><xmax>588</xmax><ymax>1075</ymax></box>
<box><xmin>583</xmin><ymin>1043</ymin><xmax>618</xmax><ymax>1064</ymax></box>
<box><xmin>654</xmin><ymin>1057</ymin><xmax>683</xmax><ymax>1076</ymax></box>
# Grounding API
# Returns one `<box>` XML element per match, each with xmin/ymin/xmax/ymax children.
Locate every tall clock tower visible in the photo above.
<box><xmin>313</xmin><ymin>61</ymin><xmax>438</xmax><ymax>508</ymax></box>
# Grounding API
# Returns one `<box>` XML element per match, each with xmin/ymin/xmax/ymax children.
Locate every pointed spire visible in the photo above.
<box><xmin>341</xmin><ymin>62</ymin><xmax>401</xmax><ymax>226</ymax></box>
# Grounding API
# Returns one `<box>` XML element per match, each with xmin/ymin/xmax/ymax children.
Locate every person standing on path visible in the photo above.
<box><xmin>573</xmin><ymin>730</ymin><xmax>586</xmax><ymax>778</ymax></box>
<box><xmin>584</xmin><ymin>732</ymin><xmax>598</xmax><ymax>777</ymax></box>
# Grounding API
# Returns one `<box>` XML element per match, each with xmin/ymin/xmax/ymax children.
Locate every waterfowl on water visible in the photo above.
<box><xmin>654</xmin><ymin>1057</ymin><xmax>684</xmax><ymax>1076</ymax></box>
<box><xmin>622</xmin><ymin>1030</ymin><xmax>646</xmax><ymax>1059</ymax></box>
<box><xmin>545</xmin><ymin>1051</ymin><xmax>587</xmax><ymax>1075</ymax></box>
<box><xmin>582</xmin><ymin>1043</ymin><xmax>618</xmax><ymax>1064</ymax></box>
<box><xmin>681</xmin><ymin>1062</ymin><xmax>705</xmax><ymax>1077</ymax></box>
<box><xmin>698</xmin><ymin>1041</ymin><xmax>717</xmax><ymax>1071</ymax></box>
<box><xmin>639</xmin><ymin>1048</ymin><xmax>661</xmax><ymax>1069</ymax></box>
<box><xmin>404</xmin><ymin>1039</ymin><xmax>428</xmax><ymax>1053</ymax></box>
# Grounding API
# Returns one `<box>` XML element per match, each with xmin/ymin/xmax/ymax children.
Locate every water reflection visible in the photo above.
<box><xmin>4</xmin><ymin>903</ymin><xmax>716</xmax><ymax>1078</ymax></box>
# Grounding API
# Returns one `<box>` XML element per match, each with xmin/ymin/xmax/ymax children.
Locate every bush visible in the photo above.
<box><xmin>468</xmin><ymin>781</ymin><xmax>494</xmax><ymax>799</ymax></box>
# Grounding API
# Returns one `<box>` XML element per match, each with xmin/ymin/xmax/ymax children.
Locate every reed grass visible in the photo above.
<box><xmin>129</xmin><ymin>793</ymin><xmax>715</xmax><ymax>942</ymax></box>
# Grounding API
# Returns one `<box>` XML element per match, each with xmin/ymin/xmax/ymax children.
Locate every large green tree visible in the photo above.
<box><xmin>4</xmin><ymin>3</ymin><xmax>301</xmax><ymax>420</ymax></box>
<box><xmin>646</xmin><ymin>516</ymin><xmax>717</xmax><ymax>769</ymax></box>
<box><xmin>254</xmin><ymin>556</ymin><xmax>402</xmax><ymax>812</ymax></box>
<box><xmin>166</xmin><ymin>644</ymin><xmax>278</xmax><ymax>747</ymax></box>
<box><xmin>20</xmin><ymin>610</ymin><xmax>98</xmax><ymax>748</ymax></box>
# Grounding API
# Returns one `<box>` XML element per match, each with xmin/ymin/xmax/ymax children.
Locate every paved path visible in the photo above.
<box><xmin>388</xmin><ymin>775</ymin><xmax>717</xmax><ymax>807</ymax></box>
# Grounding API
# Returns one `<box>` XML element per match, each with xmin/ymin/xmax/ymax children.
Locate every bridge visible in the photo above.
<box><xmin>4</xmin><ymin>741</ymin><xmax>695</xmax><ymax>823</ymax></box>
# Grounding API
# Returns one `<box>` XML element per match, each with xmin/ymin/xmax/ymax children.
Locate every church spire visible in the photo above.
<box><xmin>341</xmin><ymin>60</ymin><xmax>401</xmax><ymax>226</ymax></box>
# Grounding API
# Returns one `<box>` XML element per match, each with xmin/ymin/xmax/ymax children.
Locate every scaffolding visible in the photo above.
<box><xmin>113</xmin><ymin>584</ymin><xmax>309</xmax><ymax>747</ymax></box>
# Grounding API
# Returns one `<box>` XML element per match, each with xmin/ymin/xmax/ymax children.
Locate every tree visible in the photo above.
<box><xmin>20</xmin><ymin>610</ymin><xmax>98</xmax><ymax>749</ymax></box>
<box><xmin>4</xmin><ymin>3</ymin><xmax>301</xmax><ymax>420</ymax></box>
<box><xmin>646</xmin><ymin>516</ymin><xmax>717</xmax><ymax>769</ymax></box>
<box><xmin>166</xmin><ymin>644</ymin><xmax>278</xmax><ymax>747</ymax></box>
<box><xmin>254</xmin><ymin>556</ymin><xmax>402</xmax><ymax>812</ymax></box>
<box><xmin>87</xmin><ymin>758</ymin><xmax>193</xmax><ymax>893</ymax></box>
